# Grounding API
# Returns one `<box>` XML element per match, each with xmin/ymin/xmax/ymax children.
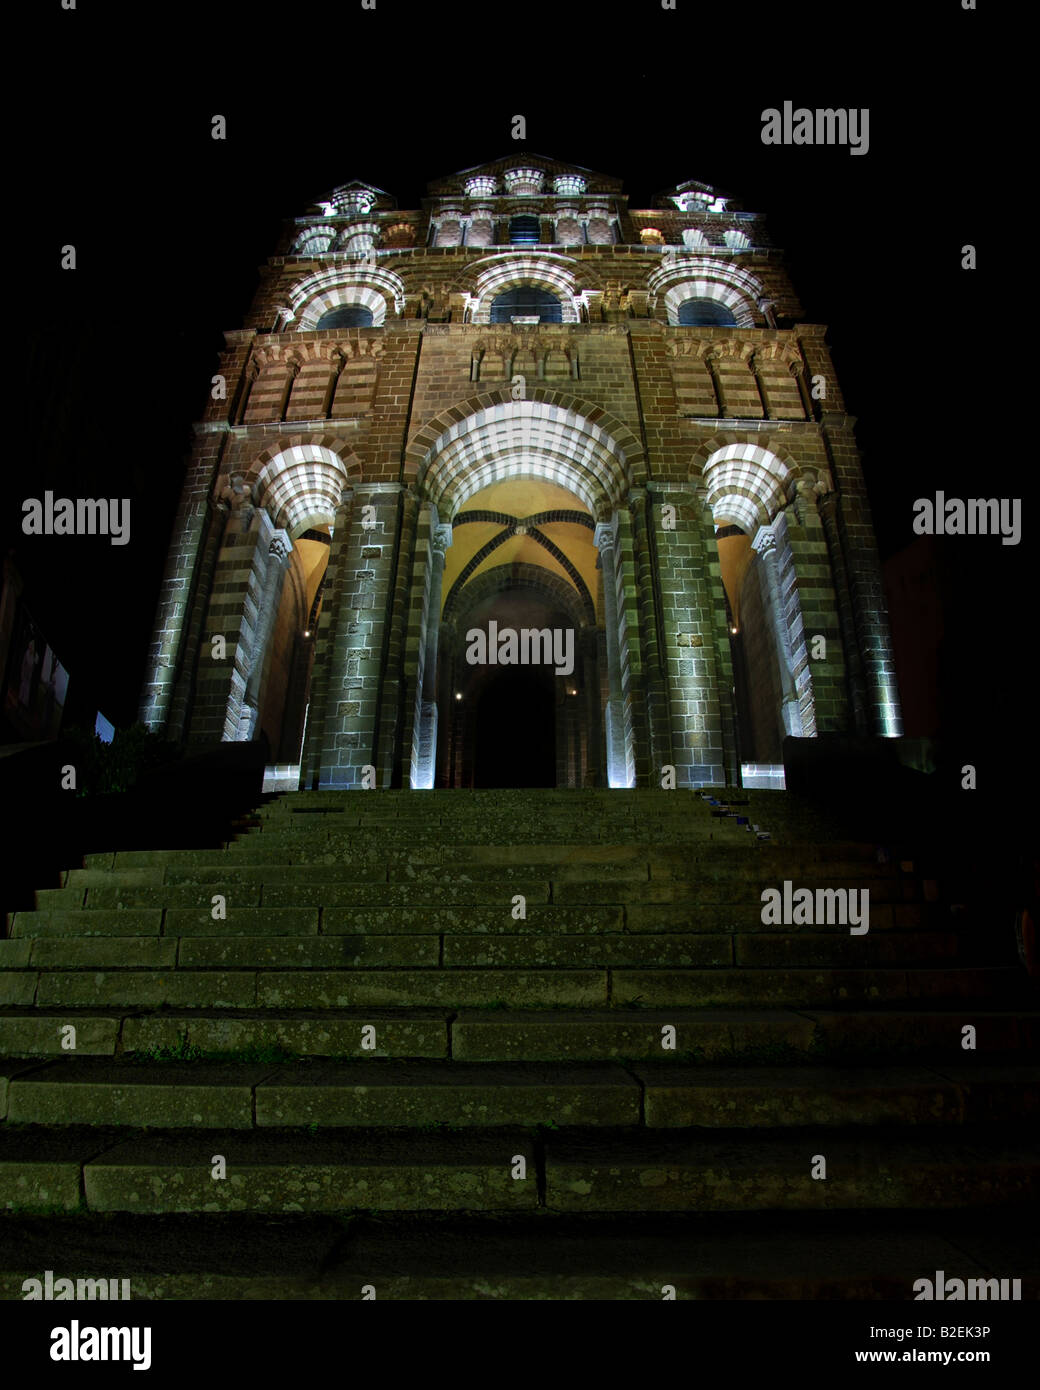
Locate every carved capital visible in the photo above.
<box><xmin>752</xmin><ymin>525</ymin><xmax>778</xmax><ymax>556</ymax></box>
<box><xmin>269</xmin><ymin>530</ymin><xmax>293</xmax><ymax>564</ymax></box>
<box><xmin>594</xmin><ymin>519</ymin><xmax>617</xmax><ymax>552</ymax></box>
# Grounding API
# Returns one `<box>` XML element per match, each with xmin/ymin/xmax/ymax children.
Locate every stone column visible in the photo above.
<box><xmin>705</xmin><ymin>350</ymin><xmax>727</xmax><ymax>417</ymax></box>
<box><xmin>236</xmin><ymin>528</ymin><xmax>293</xmax><ymax>741</ymax></box>
<box><xmin>595</xmin><ymin>518</ymin><xmax>632</xmax><ymax>788</ymax></box>
<box><xmin>628</xmin><ymin>487</ymin><xmax>673</xmax><ymax>779</ymax></box>
<box><xmin>414</xmin><ymin>517</ymin><xmax>452</xmax><ymax>789</ymax></box>
<box><xmin>312</xmin><ymin>483</ymin><xmax>404</xmax><ymax>788</ymax></box>
<box><xmin>752</xmin><ymin>525</ymin><xmax>804</xmax><ymax>738</ymax></box>
<box><xmin>816</xmin><ymin>488</ymin><xmax>870</xmax><ymax>735</ymax></box>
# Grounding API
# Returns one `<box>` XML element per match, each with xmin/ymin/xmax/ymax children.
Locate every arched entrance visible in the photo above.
<box><xmin>438</xmin><ymin>554</ymin><xmax>599</xmax><ymax>788</ymax></box>
<box><xmin>406</xmin><ymin>396</ymin><xmax>643</xmax><ymax>790</ymax></box>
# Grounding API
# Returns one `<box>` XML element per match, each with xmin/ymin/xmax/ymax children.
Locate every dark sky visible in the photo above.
<box><xmin>13</xmin><ymin>2</ymin><xmax>1015</xmax><ymax>735</ymax></box>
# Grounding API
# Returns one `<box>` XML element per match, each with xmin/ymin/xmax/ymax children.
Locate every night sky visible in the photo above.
<box><xmin>14</xmin><ymin>3</ymin><xmax>1020</xmax><ymax>749</ymax></box>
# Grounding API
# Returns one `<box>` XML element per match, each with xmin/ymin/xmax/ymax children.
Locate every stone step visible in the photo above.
<box><xmin>2</xmin><ymin>1125</ymin><xmax>1033</xmax><ymax>1215</ymax></box>
<box><xmin>631</xmin><ymin>1062</ymin><xmax>1040</xmax><ymax>1127</ymax></box>
<box><xmin>3</xmin><ymin>1060</ymin><xmax>642</xmax><ymax>1129</ymax></box>
<box><xmin>448</xmin><ymin>1007</ymin><xmax>1040</xmax><ymax>1061</ymax></box>
<box><xmin>540</xmin><ymin>1127</ymin><xmax>1040</xmax><ymax>1213</ymax></box>
<box><xmin>6</xmin><ymin>1208</ymin><xmax>1032</xmax><ymax>1299</ymax></box>
<box><xmin>9</xmin><ymin>965</ymin><xmax>1021</xmax><ymax>1012</ymax></box>
<box><xmin>28</xmin><ymin>917</ymin><xmax>978</xmax><ymax>961</ymax></box>
<box><xmin>4</xmin><ymin>1058</ymin><xmax>1035</xmax><ymax>1130</ymax></box>
<box><xmin>4</xmin><ymin>1005</ymin><xmax>1035</xmax><ymax>1064</ymax></box>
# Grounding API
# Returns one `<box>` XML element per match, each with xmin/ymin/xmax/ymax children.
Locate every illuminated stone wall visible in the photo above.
<box><xmin>139</xmin><ymin>157</ymin><xmax>901</xmax><ymax>786</ymax></box>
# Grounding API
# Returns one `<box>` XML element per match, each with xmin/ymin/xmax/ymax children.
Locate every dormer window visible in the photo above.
<box><xmin>553</xmin><ymin>175</ymin><xmax>586</xmax><ymax>196</ymax></box>
<box><xmin>504</xmin><ymin>168</ymin><xmax>545</xmax><ymax>195</ymax></box>
<box><xmin>465</xmin><ymin>176</ymin><xmax>498</xmax><ymax>198</ymax></box>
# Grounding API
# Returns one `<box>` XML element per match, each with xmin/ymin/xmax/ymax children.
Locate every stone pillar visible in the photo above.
<box><xmin>816</xmin><ymin>488</ymin><xmax>870</xmax><ymax>735</ymax></box>
<box><xmin>751</xmin><ymin>524</ymin><xmax>805</xmax><ymax>738</ymax></box>
<box><xmin>236</xmin><ymin>528</ymin><xmax>293</xmax><ymax>741</ymax></box>
<box><xmin>375</xmin><ymin>488</ymin><xmax>420</xmax><ymax>788</ymax></box>
<box><xmin>628</xmin><ymin>487</ymin><xmax>673</xmax><ymax>779</ymax></box>
<box><xmin>818</xmin><ymin>415</ymin><xmax>903</xmax><ymax>738</ymax></box>
<box><xmin>653</xmin><ymin>491</ymin><xmax>729</xmax><ymax>787</ymax></box>
<box><xmin>310</xmin><ymin>483</ymin><xmax>404</xmax><ymax>788</ymax></box>
<box><xmin>139</xmin><ymin>429</ymin><xmax>230</xmax><ymax>733</ymax></box>
<box><xmin>705</xmin><ymin>351</ymin><xmax>727</xmax><ymax>416</ymax></box>
<box><xmin>595</xmin><ymin>518</ymin><xmax>633</xmax><ymax>788</ymax></box>
<box><xmin>164</xmin><ymin>495</ymin><xmax>229</xmax><ymax>742</ymax></box>
<box><xmin>414</xmin><ymin>517</ymin><xmax>452</xmax><ymax>789</ymax></box>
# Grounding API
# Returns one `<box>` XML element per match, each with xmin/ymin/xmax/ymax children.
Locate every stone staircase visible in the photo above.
<box><xmin>1</xmin><ymin>788</ymin><xmax>1037</xmax><ymax>1299</ymax></box>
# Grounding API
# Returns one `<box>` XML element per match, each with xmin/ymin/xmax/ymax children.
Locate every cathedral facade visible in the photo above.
<box><xmin>139</xmin><ymin>154</ymin><xmax>902</xmax><ymax>790</ymax></box>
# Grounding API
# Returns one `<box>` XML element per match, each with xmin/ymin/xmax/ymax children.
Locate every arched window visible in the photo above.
<box><xmin>509</xmin><ymin>215</ymin><xmax>541</xmax><ymax>245</ymax></box>
<box><xmin>677</xmin><ymin>298</ymin><xmax>737</xmax><ymax>327</ymax></box>
<box><xmin>316</xmin><ymin>305</ymin><xmax>375</xmax><ymax>330</ymax></box>
<box><xmin>490</xmin><ymin>288</ymin><xmax>563</xmax><ymax>324</ymax></box>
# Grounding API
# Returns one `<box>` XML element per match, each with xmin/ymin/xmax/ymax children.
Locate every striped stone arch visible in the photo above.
<box><xmin>466</xmin><ymin>254</ymin><xmax>582</xmax><ymax>324</ymax></box>
<box><xmin>690</xmin><ymin>438</ymin><xmax>809</xmax><ymax>532</ymax></box>
<box><xmin>242</xmin><ymin>439</ymin><xmax>363</xmax><ymax>537</ymax></box>
<box><xmin>290</xmin><ymin>226</ymin><xmax>339</xmax><ymax>256</ymax></box>
<box><xmin>647</xmin><ymin>257</ymin><xmax>764</xmax><ymax>327</ymax></box>
<box><xmin>404</xmin><ymin>391</ymin><xmax>645</xmax><ymax>521</ymax></box>
<box><xmin>444</xmin><ymin>561</ymin><xmax>592</xmax><ymax>629</ymax></box>
<box><xmin>288</xmin><ymin>265</ymin><xmax>407</xmax><ymax>327</ymax></box>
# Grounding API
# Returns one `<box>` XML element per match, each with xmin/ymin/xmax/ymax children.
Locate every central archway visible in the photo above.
<box><xmin>405</xmin><ymin>393</ymin><xmax>644</xmax><ymax>790</ymax></box>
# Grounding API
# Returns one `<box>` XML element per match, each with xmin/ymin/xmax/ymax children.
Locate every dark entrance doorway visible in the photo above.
<box><xmin>472</xmin><ymin>664</ymin><xmax>556</xmax><ymax>787</ymax></box>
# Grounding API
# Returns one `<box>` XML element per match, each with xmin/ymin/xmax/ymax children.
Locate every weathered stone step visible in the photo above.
<box><xmin>5</xmin><ymin>1058</ymin><xmax>1034</xmax><ymax>1130</ymax></box>
<box><xmin>449</xmin><ymin>1007</ymin><xmax>1040</xmax><ymax>1061</ymax></box>
<box><xmin>8</xmin><ymin>1208</ymin><xmax>1033</xmax><ymax>1300</ymax></box>
<box><xmin>631</xmin><ymin>1062</ymin><xmax>1040</xmax><ymax>1127</ymax></box>
<box><xmin>2</xmin><ymin>1005</ymin><xmax>1035</xmax><ymax>1063</ymax></box>
<box><xmin>542</xmin><ymin>1127</ymin><xmax>1040</xmax><ymax>1212</ymax></box>
<box><xmin>4</xmin><ymin>1125</ymin><xmax>1033</xmax><ymax>1215</ymax></box>
<box><xmin>10</xmin><ymin>965</ymin><xmax>1019</xmax><ymax>1012</ymax></box>
<box><xmin>90</xmin><ymin>1129</ymin><xmax>540</xmax><ymax>1214</ymax></box>
<box><xmin>3</xmin><ymin>1059</ymin><xmax>643</xmax><ymax>1128</ymax></box>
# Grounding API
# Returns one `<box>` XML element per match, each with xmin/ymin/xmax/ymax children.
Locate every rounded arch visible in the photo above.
<box><xmin>648</xmin><ymin>256</ymin><xmax>763</xmax><ymax>326</ymax></box>
<box><xmin>291</xmin><ymin>226</ymin><xmax>338</xmax><ymax>256</ymax></box>
<box><xmin>468</xmin><ymin>254</ymin><xmax>581</xmax><ymax>324</ymax></box>
<box><xmin>405</xmin><ymin>392</ymin><xmax>646</xmax><ymax>521</ymax></box>
<box><xmin>243</xmin><ymin>439</ymin><xmax>363</xmax><ymax>537</ymax></box>
<box><xmin>690</xmin><ymin>439</ymin><xmax>808</xmax><ymax>531</ymax></box>
<box><xmin>288</xmin><ymin>265</ymin><xmax>406</xmax><ymax>328</ymax></box>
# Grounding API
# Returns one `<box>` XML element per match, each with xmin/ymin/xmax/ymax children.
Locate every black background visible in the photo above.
<box><xmin>12</xmin><ymin>2</ymin><xmax>1023</xmax><ymax>758</ymax></box>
